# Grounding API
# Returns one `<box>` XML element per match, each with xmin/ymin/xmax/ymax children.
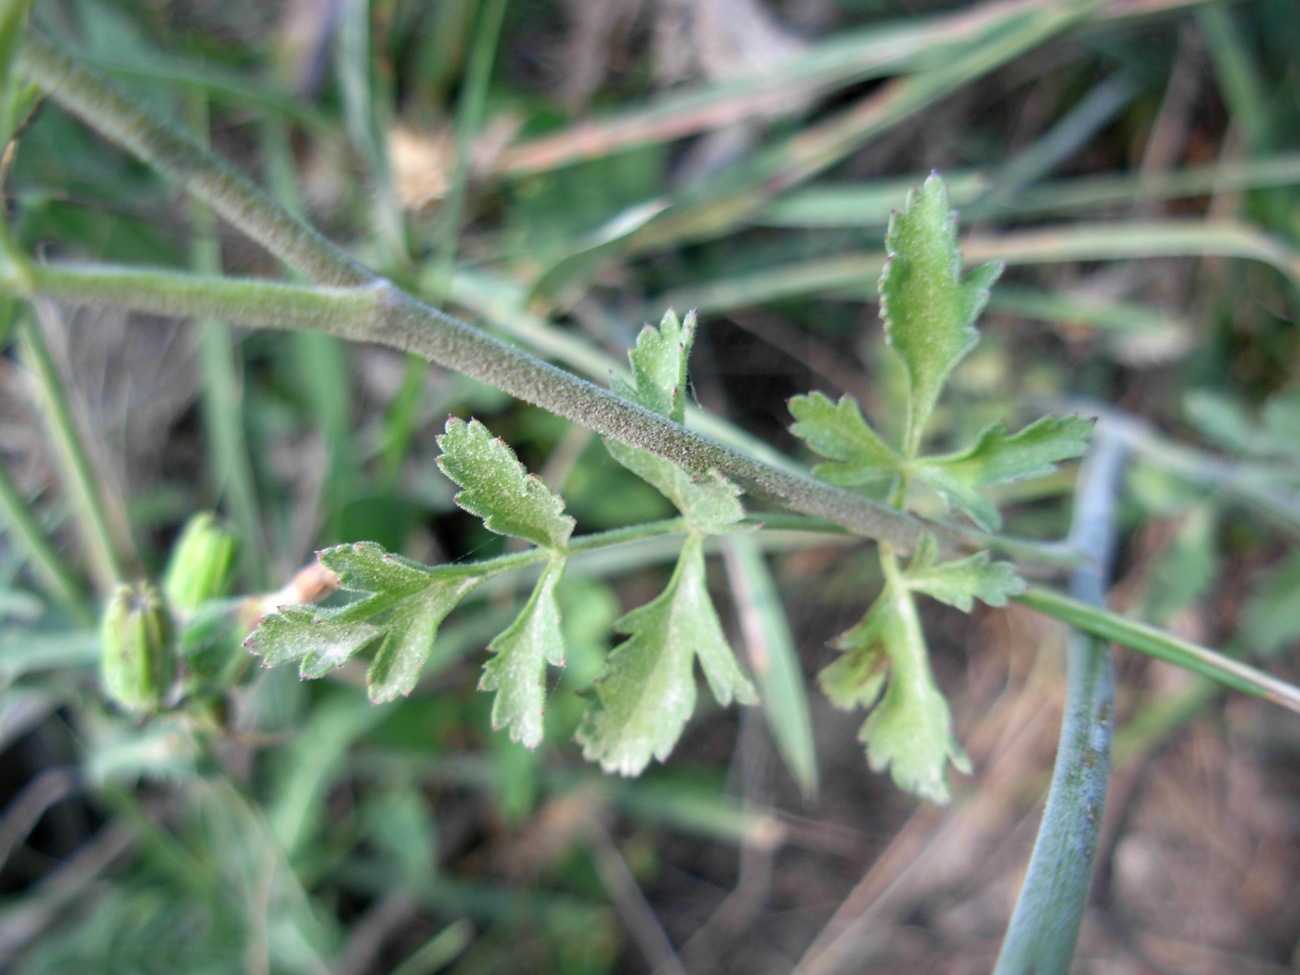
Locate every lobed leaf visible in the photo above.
<box><xmin>819</xmin><ymin>580</ymin><xmax>969</xmax><ymax>804</ymax></box>
<box><xmin>605</xmin><ymin>438</ymin><xmax>745</xmax><ymax>532</ymax></box>
<box><xmin>915</xmin><ymin>414</ymin><xmax>1093</xmax><ymax>530</ymax></box>
<box><xmin>879</xmin><ymin>173</ymin><xmax>1003</xmax><ymax>454</ymax></box>
<box><xmin>607</xmin><ymin>309</ymin><xmax>745</xmax><ymax>531</ymax></box>
<box><xmin>788</xmin><ymin>391</ymin><xmax>902</xmax><ymax>486</ymax></box>
<box><xmin>246</xmin><ymin>542</ymin><xmax>497</xmax><ymax>702</ymax></box>
<box><xmin>577</xmin><ymin>533</ymin><xmax>757</xmax><ymax>776</ymax></box>
<box><xmin>480</xmin><ymin>558</ymin><xmax>568</xmax><ymax>748</ymax></box>
<box><xmin>819</xmin><ymin>595</ymin><xmax>891</xmax><ymax>711</ymax></box>
<box><xmin>437</xmin><ymin>417</ymin><xmax>575</xmax><ymax>550</ymax></box>
<box><xmin>902</xmin><ymin>533</ymin><xmax>1025</xmax><ymax>611</ymax></box>
<box><xmin>247</xmin><ymin>606</ymin><xmax>382</xmax><ymax>679</ymax></box>
<box><xmin>616</xmin><ymin>308</ymin><xmax>695</xmax><ymax>422</ymax></box>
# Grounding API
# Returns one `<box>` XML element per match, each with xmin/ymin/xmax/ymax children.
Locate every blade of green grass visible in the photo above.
<box><xmin>382</xmin><ymin>0</ymin><xmax>508</xmax><ymax>486</ymax></box>
<box><xmin>988</xmin><ymin>285</ymin><xmax>1189</xmax><ymax>339</ymax></box>
<box><xmin>337</xmin><ymin>0</ymin><xmax>407</xmax><ymax>268</ymax></box>
<box><xmin>653</xmin><ymin>219</ymin><xmax>1300</xmax><ymax>314</ymax></box>
<box><xmin>256</xmin><ymin>111</ymin><xmax>363</xmax><ymax>547</ymax></box>
<box><xmin>267</xmin><ymin>691</ymin><xmax>389</xmax><ymax>860</ymax></box>
<box><xmin>759</xmin><ymin>154</ymin><xmax>1300</xmax><ymax>228</ymax></box>
<box><xmin>187</xmin><ymin>92</ymin><xmax>268</xmax><ymax>587</ymax></box>
<box><xmin>527</xmin><ymin>0</ymin><xmax>1109</xmax><ymax>305</ymax></box>
<box><xmin>979</xmin><ymin>73</ymin><xmax>1137</xmax><ymax>207</ymax></box>
<box><xmin>1014</xmin><ymin>585</ymin><xmax>1300</xmax><ymax>714</ymax></box>
<box><xmin>493</xmin><ymin>0</ymin><xmax>1214</xmax><ymax>181</ymax></box>
<box><xmin>84</xmin><ymin>53</ymin><xmax>330</xmax><ymax>131</ymax></box>
<box><xmin>492</xmin><ymin>0</ymin><xmax>1044</xmax><ymax>178</ymax></box>
<box><xmin>722</xmin><ymin>534</ymin><xmax>818</xmax><ymax>799</ymax></box>
<box><xmin>1074</xmin><ymin>400</ymin><xmax>1300</xmax><ymax>535</ymax></box>
<box><xmin>16</xmin><ymin>312</ymin><xmax>134</xmax><ymax>592</ymax></box>
<box><xmin>1198</xmin><ymin>3</ymin><xmax>1270</xmax><ymax>151</ymax></box>
<box><xmin>406</xmin><ymin>0</ymin><xmax>478</xmax><ymax>120</ymax></box>
<box><xmin>0</xmin><ymin>455</ymin><xmax>90</xmax><ymax>620</ymax></box>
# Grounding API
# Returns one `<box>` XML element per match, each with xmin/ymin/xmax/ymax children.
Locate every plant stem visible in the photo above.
<box><xmin>16</xmin><ymin>33</ymin><xmax>370</xmax><ymax>288</ymax></box>
<box><xmin>24</xmin><ymin>260</ymin><xmax>1300</xmax><ymax>707</ymax></box>
<box><xmin>27</xmin><ymin>264</ymin><xmax>384</xmax><ymax>332</ymax></box>
<box><xmin>994</xmin><ymin>427</ymin><xmax>1125</xmax><ymax>975</ymax></box>
<box><xmin>22</xmin><ymin>260</ymin><xmax>934</xmax><ymax>554</ymax></box>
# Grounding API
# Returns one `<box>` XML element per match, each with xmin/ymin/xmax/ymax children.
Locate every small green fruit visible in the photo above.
<box><xmin>162</xmin><ymin>513</ymin><xmax>238</xmax><ymax>613</ymax></box>
<box><xmin>101</xmin><ymin>581</ymin><xmax>174</xmax><ymax>714</ymax></box>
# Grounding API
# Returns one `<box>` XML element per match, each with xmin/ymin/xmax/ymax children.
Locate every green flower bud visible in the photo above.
<box><xmin>162</xmin><ymin>513</ymin><xmax>239</xmax><ymax>613</ymax></box>
<box><xmin>100</xmin><ymin>581</ymin><xmax>174</xmax><ymax>714</ymax></box>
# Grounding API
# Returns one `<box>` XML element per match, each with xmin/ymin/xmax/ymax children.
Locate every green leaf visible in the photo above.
<box><xmin>1186</xmin><ymin>387</ymin><xmax>1300</xmax><ymax>461</ymax></box>
<box><xmin>926</xmin><ymin>415</ymin><xmax>1094</xmax><ymax>486</ymax></box>
<box><xmin>247</xmin><ymin>605</ymin><xmax>383</xmax><ymax>679</ymax></box>
<box><xmin>903</xmin><ymin>533</ymin><xmax>1025</xmax><ymax>610</ymax></box>
<box><xmin>788</xmin><ymin>391</ymin><xmax>902</xmax><ymax>486</ymax></box>
<box><xmin>1242</xmin><ymin>549</ymin><xmax>1300</xmax><ymax>657</ymax></box>
<box><xmin>437</xmin><ymin>417</ymin><xmax>575</xmax><ymax>550</ymax></box>
<box><xmin>606</xmin><ymin>310</ymin><xmax>745</xmax><ymax>532</ymax></box>
<box><xmin>577</xmin><ymin>533</ymin><xmax>757</xmax><ymax>776</ymax></box>
<box><xmin>915</xmin><ymin>415</ymin><xmax>1093</xmax><ymax>530</ymax></box>
<box><xmin>819</xmin><ymin>580</ymin><xmax>969</xmax><ymax>804</ymax></box>
<box><xmin>1134</xmin><ymin>505</ymin><xmax>1217</xmax><ymax>626</ymax></box>
<box><xmin>819</xmin><ymin>596</ymin><xmax>891</xmax><ymax>711</ymax></box>
<box><xmin>879</xmin><ymin>173</ymin><xmax>1003</xmax><ymax>455</ymax></box>
<box><xmin>617</xmin><ymin>308</ymin><xmax>695</xmax><ymax>423</ymax></box>
<box><xmin>480</xmin><ymin>558</ymin><xmax>567</xmax><ymax>748</ymax></box>
<box><xmin>605</xmin><ymin>439</ymin><xmax>744</xmax><ymax>532</ymax></box>
<box><xmin>245</xmin><ymin>542</ymin><xmax>495</xmax><ymax>702</ymax></box>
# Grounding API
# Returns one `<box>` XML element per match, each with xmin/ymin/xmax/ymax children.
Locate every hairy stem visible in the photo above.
<box><xmin>23</xmin><ymin>261</ymin><xmax>933</xmax><ymax>552</ymax></box>
<box><xmin>17</xmin><ymin>33</ymin><xmax>370</xmax><ymax>287</ymax></box>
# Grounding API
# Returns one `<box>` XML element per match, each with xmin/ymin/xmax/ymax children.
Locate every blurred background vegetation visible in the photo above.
<box><xmin>1</xmin><ymin>0</ymin><xmax>1299</xmax><ymax>972</ymax></box>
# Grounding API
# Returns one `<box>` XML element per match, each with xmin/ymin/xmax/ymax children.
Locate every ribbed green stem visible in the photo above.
<box><xmin>994</xmin><ymin>429</ymin><xmax>1125</xmax><ymax>975</ymax></box>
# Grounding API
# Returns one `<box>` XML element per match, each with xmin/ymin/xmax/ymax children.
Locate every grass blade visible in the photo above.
<box><xmin>187</xmin><ymin>92</ymin><xmax>268</xmax><ymax>586</ymax></box>
<box><xmin>0</xmin><ymin>458</ymin><xmax>90</xmax><ymax>620</ymax></box>
<box><xmin>529</xmin><ymin>0</ymin><xmax>1108</xmax><ymax>303</ymax></box>
<box><xmin>722</xmin><ymin>534</ymin><xmax>818</xmax><ymax>799</ymax></box>
<box><xmin>16</xmin><ymin>313</ymin><xmax>133</xmax><ymax>592</ymax></box>
<box><xmin>655</xmin><ymin>219</ymin><xmax>1300</xmax><ymax>314</ymax></box>
<box><xmin>1015</xmin><ymin>585</ymin><xmax>1300</xmax><ymax>714</ymax></box>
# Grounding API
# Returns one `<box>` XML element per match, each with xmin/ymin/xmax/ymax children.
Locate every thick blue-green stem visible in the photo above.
<box><xmin>993</xmin><ymin>428</ymin><xmax>1126</xmax><ymax>975</ymax></box>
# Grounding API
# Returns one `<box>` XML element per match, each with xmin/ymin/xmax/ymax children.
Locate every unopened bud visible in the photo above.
<box><xmin>162</xmin><ymin>513</ymin><xmax>238</xmax><ymax>613</ymax></box>
<box><xmin>101</xmin><ymin>581</ymin><xmax>174</xmax><ymax>714</ymax></box>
